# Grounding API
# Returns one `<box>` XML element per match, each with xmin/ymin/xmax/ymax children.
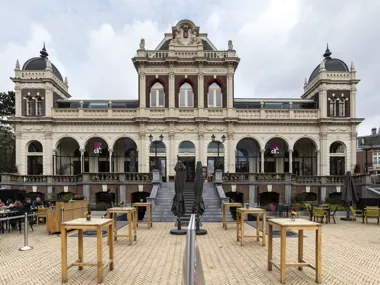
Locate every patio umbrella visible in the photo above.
<box><xmin>193</xmin><ymin>161</ymin><xmax>207</xmax><ymax>235</ymax></box>
<box><xmin>170</xmin><ymin>161</ymin><xmax>186</xmax><ymax>235</ymax></box>
<box><xmin>341</xmin><ymin>171</ymin><xmax>359</xmax><ymax>220</ymax></box>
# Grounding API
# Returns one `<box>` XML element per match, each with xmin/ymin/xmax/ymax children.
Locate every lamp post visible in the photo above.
<box><xmin>211</xmin><ymin>134</ymin><xmax>226</xmax><ymax>170</ymax></box>
<box><xmin>149</xmin><ymin>134</ymin><xmax>164</xmax><ymax>170</ymax></box>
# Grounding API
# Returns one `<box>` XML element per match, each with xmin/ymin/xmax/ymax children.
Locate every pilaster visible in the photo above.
<box><xmin>260</xmin><ymin>149</ymin><xmax>265</xmax><ymax>173</ymax></box>
<box><xmin>320</xmin><ymin>132</ymin><xmax>328</xmax><ymax>175</ymax></box>
<box><xmin>139</xmin><ymin>69</ymin><xmax>146</xmax><ymax>108</ymax></box>
<box><xmin>169</xmin><ymin>67</ymin><xmax>175</xmax><ymax>108</ymax></box>
<box><xmin>288</xmin><ymin>149</ymin><xmax>293</xmax><ymax>174</ymax></box>
<box><xmin>227</xmin><ymin>66</ymin><xmax>234</xmax><ymax>108</ymax></box>
<box><xmin>198</xmin><ymin>71</ymin><xmax>204</xmax><ymax>108</ymax></box>
<box><xmin>44</xmin><ymin>132</ymin><xmax>53</xmax><ymax>175</ymax></box>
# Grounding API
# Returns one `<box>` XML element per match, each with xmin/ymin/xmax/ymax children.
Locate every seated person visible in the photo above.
<box><xmin>32</xmin><ymin>197</ymin><xmax>44</xmax><ymax>208</ymax></box>
<box><xmin>23</xmin><ymin>198</ymin><xmax>33</xmax><ymax>211</ymax></box>
<box><xmin>0</xmin><ymin>199</ymin><xmax>5</xmax><ymax>207</ymax></box>
<box><xmin>6</xmin><ymin>199</ymin><xmax>14</xmax><ymax>209</ymax></box>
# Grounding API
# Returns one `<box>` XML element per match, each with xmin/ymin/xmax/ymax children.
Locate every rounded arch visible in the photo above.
<box><xmin>207</xmin><ymin>78</ymin><xmax>224</xmax><ymax>88</ymax></box>
<box><xmin>178</xmin><ymin>78</ymin><xmax>195</xmax><ymax>88</ymax></box>
<box><xmin>207</xmin><ymin>141</ymin><xmax>224</xmax><ymax>154</ymax></box>
<box><xmin>292</xmin><ymin>136</ymin><xmax>319</xmax><ymax>150</ymax></box>
<box><xmin>263</xmin><ymin>136</ymin><xmax>290</xmax><ymax>150</ymax></box>
<box><xmin>329</xmin><ymin>141</ymin><xmax>347</xmax><ymax>153</ymax></box>
<box><xmin>293</xmin><ymin>137</ymin><xmax>318</xmax><ymax>175</ymax></box>
<box><xmin>82</xmin><ymin>135</ymin><xmax>110</xmax><ymax>150</ymax></box>
<box><xmin>111</xmin><ymin>136</ymin><xmax>138</xmax><ymax>151</ymax></box>
<box><xmin>54</xmin><ymin>135</ymin><xmax>80</xmax><ymax>150</ymax></box>
<box><xmin>150</xmin><ymin>141</ymin><xmax>166</xmax><ymax>153</ymax></box>
<box><xmin>26</xmin><ymin>140</ymin><xmax>43</xmax><ymax>152</ymax></box>
<box><xmin>149</xmin><ymin>78</ymin><xmax>166</xmax><ymax>89</ymax></box>
<box><xmin>178</xmin><ymin>141</ymin><xmax>195</xmax><ymax>154</ymax></box>
<box><xmin>235</xmin><ymin>136</ymin><xmax>262</xmax><ymax>152</ymax></box>
<box><xmin>235</xmin><ymin>137</ymin><xmax>261</xmax><ymax>173</ymax></box>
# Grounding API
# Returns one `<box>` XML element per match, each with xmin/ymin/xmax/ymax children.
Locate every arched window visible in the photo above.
<box><xmin>28</xmin><ymin>141</ymin><xmax>43</xmax><ymax>152</ymax></box>
<box><xmin>338</xmin><ymin>98</ymin><xmax>345</xmax><ymax>117</ymax></box>
<box><xmin>329</xmin><ymin>98</ymin><xmax>335</xmax><ymax>117</ymax></box>
<box><xmin>329</xmin><ymin>142</ymin><xmax>346</xmax><ymax>175</ymax></box>
<box><xmin>179</xmin><ymin>141</ymin><xmax>195</xmax><ymax>154</ymax></box>
<box><xmin>150</xmin><ymin>82</ymin><xmax>165</xmax><ymax>107</ymax></box>
<box><xmin>27</xmin><ymin>98</ymin><xmax>34</xmax><ymax>116</ymax></box>
<box><xmin>208</xmin><ymin>82</ymin><xmax>222</xmax><ymax>107</ymax></box>
<box><xmin>36</xmin><ymin>98</ymin><xmax>43</xmax><ymax>116</ymax></box>
<box><xmin>179</xmin><ymin>82</ymin><xmax>194</xmax><ymax>107</ymax></box>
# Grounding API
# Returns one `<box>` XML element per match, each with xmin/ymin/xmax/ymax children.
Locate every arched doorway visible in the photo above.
<box><xmin>149</xmin><ymin>141</ymin><xmax>167</xmax><ymax>182</ymax></box>
<box><xmin>259</xmin><ymin>192</ymin><xmax>279</xmax><ymax>206</ymax></box>
<box><xmin>330</xmin><ymin>142</ymin><xmax>346</xmax><ymax>175</ymax></box>
<box><xmin>207</xmin><ymin>141</ymin><xmax>224</xmax><ymax>176</ymax></box>
<box><xmin>113</xmin><ymin>137</ymin><xmax>138</xmax><ymax>173</ymax></box>
<box><xmin>264</xmin><ymin>138</ymin><xmax>289</xmax><ymax>173</ymax></box>
<box><xmin>55</xmin><ymin>137</ymin><xmax>81</xmax><ymax>175</ymax></box>
<box><xmin>236</xmin><ymin>138</ymin><xmax>261</xmax><ymax>173</ymax></box>
<box><xmin>178</xmin><ymin>141</ymin><xmax>196</xmax><ymax>182</ymax></box>
<box><xmin>27</xmin><ymin>141</ymin><xmax>43</xmax><ymax>175</ymax></box>
<box><xmin>293</xmin><ymin>138</ymin><xmax>317</xmax><ymax>175</ymax></box>
<box><xmin>84</xmin><ymin>137</ymin><xmax>109</xmax><ymax>172</ymax></box>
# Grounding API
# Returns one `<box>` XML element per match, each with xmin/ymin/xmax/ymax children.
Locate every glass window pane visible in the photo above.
<box><xmin>151</xmin><ymin>91</ymin><xmax>157</xmax><ymax>107</ymax></box>
<box><xmin>216</xmin><ymin>91</ymin><xmax>222</xmax><ymax>107</ymax></box>
<box><xmin>179</xmin><ymin>90</ymin><xmax>186</xmax><ymax>107</ymax></box>
<box><xmin>330</xmin><ymin>103</ymin><xmax>335</xmax><ymax>116</ymax></box>
<box><xmin>159</xmin><ymin>90</ymin><xmax>165</xmax><ymax>107</ymax></box>
<box><xmin>208</xmin><ymin>92</ymin><xmax>214</xmax><ymax>106</ymax></box>
<box><xmin>187</xmin><ymin>91</ymin><xmax>193</xmax><ymax>106</ymax></box>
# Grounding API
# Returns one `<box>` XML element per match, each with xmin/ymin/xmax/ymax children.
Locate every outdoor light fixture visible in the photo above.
<box><xmin>211</xmin><ymin>134</ymin><xmax>216</xmax><ymax>142</ymax></box>
<box><xmin>222</xmin><ymin>135</ymin><xmax>226</xmax><ymax>143</ymax></box>
<box><xmin>149</xmin><ymin>134</ymin><xmax>164</xmax><ymax>171</ymax></box>
<box><xmin>149</xmin><ymin>134</ymin><xmax>153</xmax><ymax>142</ymax></box>
<box><xmin>159</xmin><ymin>134</ymin><xmax>164</xmax><ymax>141</ymax></box>
<box><xmin>211</xmin><ymin>134</ymin><xmax>226</xmax><ymax>171</ymax></box>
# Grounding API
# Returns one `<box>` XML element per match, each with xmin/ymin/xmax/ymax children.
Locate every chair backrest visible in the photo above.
<box><xmin>313</xmin><ymin>207</ymin><xmax>324</xmax><ymax>216</ymax></box>
<box><xmin>330</xmin><ymin>205</ymin><xmax>338</xmax><ymax>214</ymax></box>
<box><xmin>366</xmin><ymin>208</ymin><xmax>379</xmax><ymax>217</ymax></box>
<box><xmin>37</xmin><ymin>208</ymin><xmax>49</xmax><ymax>215</ymax></box>
<box><xmin>304</xmin><ymin>203</ymin><xmax>311</xmax><ymax>211</ymax></box>
<box><xmin>366</xmin><ymin>206</ymin><xmax>379</xmax><ymax>210</ymax></box>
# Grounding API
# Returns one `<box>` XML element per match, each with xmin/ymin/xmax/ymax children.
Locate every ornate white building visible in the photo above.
<box><xmin>7</xmin><ymin>19</ymin><xmax>365</xmax><ymax>203</ymax></box>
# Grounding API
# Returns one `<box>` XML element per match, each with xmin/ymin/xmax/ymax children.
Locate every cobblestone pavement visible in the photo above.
<box><xmin>1</xmin><ymin>215</ymin><xmax>380</xmax><ymax>285</ymax></box>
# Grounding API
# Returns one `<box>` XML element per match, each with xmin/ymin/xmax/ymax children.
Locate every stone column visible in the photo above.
<box><xmin>261</xmin><ymin>149</ymin><xmax>265</xmax><ymax>173</ymax></box>
<box><xmin>44</xmin><ymin>133</ymin><xmax>53</xmax><ymax>175</ymax></box>
<box><xmin>320</xmin><ymin>133</ymin><xmax>328</xmax><ymax>175</ymax></box>
<box><xmin>227</xmin><ymin>66</ymin><xmax>234</xmax><ymax>108</ymax></box>
<box><xmin>80</xmin><ymin>149</ymin><xmax>85</xmax><ymax>173</ymax></box>
<box><xmin>139</xmin><ymin>72</ymin><xmax>146</xmax><ymax>108</ymax></box>
<box><xmin>119</xmin><ymin>185</ymin><xmax>126</xmax><ymax>203</ymax></box>
<box><xmin>319</xmin><ymin>90</ymin><xmax>327</xmax><ymax>118</ymax></box>
<box><xmin>169</xmin><ymin>133</ymin><xmax>175</xmax><ymax>176</ymax></box>
<box><xmin>83</xmin><ymin>184</ymin><xmax>90</xmax><ymax>201</ymax></box>
<box><xmin>109</xmin><ymin>149</ymin><xmax>113</xmax><ymax>172</ymax></box>
<box><xmin>350</xmin><ymin>89</ymin><xmax>356</xmax><ymax>118</ymax></box>
<box><xmin>199</xmin><ymin>133</ymin><xmax>204</xmax><ymax>165</ymax></box>
<box><xmin>288</xmin><ymin>149</ymin><xmax>293</xmax><ymax>174</ymax></box>
<box><xmin>52</xmin><ymin>149</ymin><xmax>57</xmax><ymax>175</ymax></box>
<box><xmin>169</xmin><ymin>72</ymin><xmax>175</xmax><ymax>108</ymax></box>
<box><xmin>228</xmin><ymin>136</ymin><xmax>235</xmax><ymax>173</ymax></box>
<box><xmin>198</xmin><ymin>73</ymin><xmax>204</xmax><ymax>108</ymax></box>
<box><xmin>249</xmin><ymin>185</ymin><xmax>256</xmax><ymax>207</ymax></box>
<box><xmin>138</xmin><ymin>134</ymin><xmax>147</xmax><ymax>173</ymax></box>
<box><xmin>316</xmin><ymin>149</ymin><xmax>320</xmax><ymax>176</ymax></box>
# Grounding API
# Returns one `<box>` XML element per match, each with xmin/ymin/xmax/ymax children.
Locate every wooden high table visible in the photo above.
<box><xmin>106</xmin><ymin>207</ymin><xmax>137</xmax><ymax>245</ymax></box>
<box><xmin>236</xmin><ymin>208</ymin><xmax>266</xmax><ymax>246</ymax></box>
<box><xmin>61</xmin><ymin>218</ymin><xmax>114</xmax><ymax>284</ymax></box>
<box><xmin>268</xmin><ymin>219</ymin><xmax>322</xmax><ymax>284</ymax></box>
<box><xmin>132</xmin><ymin>202</ymin><xmax>153</xmax><ymax>229</ymax></box>
<box><xmin>222</xmin><ymin>202</ymin><xmax>242</xmax><ymax>229</ymax></box>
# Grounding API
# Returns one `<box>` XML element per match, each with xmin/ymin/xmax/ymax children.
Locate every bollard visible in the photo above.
<box><xmin>19</xmin><ymin>213</ymin><xmax>33</xmax><ymax>251</ymax></box>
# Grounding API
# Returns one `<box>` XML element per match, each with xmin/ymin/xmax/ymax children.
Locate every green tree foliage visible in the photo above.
<box><xmin>0</xmin><ymin>91</ymin><xmax>16</xmax><ymax>172</ymax></box>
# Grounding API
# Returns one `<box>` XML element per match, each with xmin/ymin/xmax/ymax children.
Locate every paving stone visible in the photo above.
<box><xmin>0</xmin><ymin>215</ymin><xmax>380</xmax><ymax>284</ymax></box>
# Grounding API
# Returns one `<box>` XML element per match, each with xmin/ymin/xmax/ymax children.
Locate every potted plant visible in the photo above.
<box><xmin>290</xmin><ymin>210</ymin><xmax>297</xmax><ymax>221</ymax></box>
<box><xmin>119</xmin><ymin>201</ymin><xmax>124</xmax><ymax>208</ymax></box>
<box><xmin>84</xmin><ymin>210</ymin><xmax>92</xmax><ymax>221</ymax></box>
<box><xmin>245</xmin><ymin>202</ymin><xmax>249</xmax><ymax>209</ymax></box>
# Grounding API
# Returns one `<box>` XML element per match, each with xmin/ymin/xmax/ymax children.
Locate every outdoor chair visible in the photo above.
<box><xmin>313</xmin><ymin>207</ymin><xmax>326</xmax><ymax>224</ymax></box>
<box><xmin>349</xmin><ymin>206</ymin><xmax>364</xmax><ymax>222</ymax></box>
<box><xmin>329</xmin><ymin>205</ymin><xmax>338</xmax><ymax>224</ymax></box>
<box><xmin>37</xmin><ymin>208</ymin><xmax>48</xmax><ymax>225</ymax></box>
<box><xmin>304</xmin><ymin>203</ymin><xmax>313</xmax><ymax>220</ymax></box>
<box><xmin>364</xmin><ymin>206</ymin><xmax>379</xmax><ymax>225</ymax></box>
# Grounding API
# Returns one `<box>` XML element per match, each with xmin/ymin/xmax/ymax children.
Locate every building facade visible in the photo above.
<box><xmin>5</xmin><ymin>19</ymin><xmax>365</xmax><ymax>203</ymax></box>
<box><xmin>357</xmin><ymin>127</ymin><xmax>380</xmax><ymax>178</ymax></box>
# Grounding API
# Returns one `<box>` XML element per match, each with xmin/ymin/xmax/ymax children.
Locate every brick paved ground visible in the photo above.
<box><xmin>1</xmin><ymin>215</ymin><xmax>380</xmax><ymax>285</ymax></box>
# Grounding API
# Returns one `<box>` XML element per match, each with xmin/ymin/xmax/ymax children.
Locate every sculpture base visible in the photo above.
<box><xmin>19</xmin><ymin>246</ymin><xmax>33</xmax><ymax>251</ymax></box>
<box><xmin>170</xmin><ymin>229</ymin><xmax>187</xmax><ymax>235</ymax></box>
<box><xmin>195</xmin><ymin>229</ymin><xmax>207</xmax><ymax>235</ymax></box>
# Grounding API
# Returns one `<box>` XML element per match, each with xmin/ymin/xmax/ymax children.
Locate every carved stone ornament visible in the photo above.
<box><xmin>228</xmin><ymin>40</ymin><xmax>233</xmax><ymax>50</ymax></box>
<box><xmin>139</xmin><ymin>38</ymin><xmax>145</xmax><ymax>50</ymax></box>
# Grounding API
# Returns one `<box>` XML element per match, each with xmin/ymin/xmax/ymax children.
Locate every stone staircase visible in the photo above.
<box><xmin>144</xmin><ymin>182</ymin><xmax>233</xmax><ymax>223</ymax></box>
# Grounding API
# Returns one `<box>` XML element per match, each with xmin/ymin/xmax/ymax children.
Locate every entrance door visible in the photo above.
<box><xmin>178</xmin><ymin>157</ymin><xmax>195</xmax><ymax>182</ymax></box>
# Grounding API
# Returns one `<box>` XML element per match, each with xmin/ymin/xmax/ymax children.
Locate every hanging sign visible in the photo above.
<box><xmin>270</xmin><ymin>142</ymin><xmax>280</xmax><ymax>155</ymax></box>
<box><xmin>94</xmin><ymin>142</ymin><xmax>103</xmax><ymax>154</ymax></box>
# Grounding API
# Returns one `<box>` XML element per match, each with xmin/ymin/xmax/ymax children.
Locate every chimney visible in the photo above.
<box><xmin>371</xmin><ymin>128</ymin><xmax>377</xmax><ymax>135</ymax></box>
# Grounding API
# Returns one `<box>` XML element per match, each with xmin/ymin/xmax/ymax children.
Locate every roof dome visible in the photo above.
<box><xmin>308</xmin><ymin>45</ymin><xmax>349</xmax><ymax>83</ymax></box>
<box><xmin>22</xmin><ymin>44</ymin><xmax>63</xmax><ymax>81</ymax></box>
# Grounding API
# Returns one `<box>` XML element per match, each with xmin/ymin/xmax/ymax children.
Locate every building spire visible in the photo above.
<box><xmin>40</xmin><ymin>42</ymin><xmax>49</xmax><ymax>58</ymax></box>
<box><xmin>323</xmin><ymin>43</ymin><xmax>331</xmax><ymax>59</ymax></box>
<box><xmin>15</xmin><ymin>59</ymin><xmax>20</xmax><ymax>70</ymax></box>
<box><xmin>351</xmin><ymin>61</ymin><xmax>356</xmax><ymax>71</ymax></box>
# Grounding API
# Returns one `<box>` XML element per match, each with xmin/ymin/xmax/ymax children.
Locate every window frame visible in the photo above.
<box><xmin>179</xmin><ymin>82</ymin><xmax>194</xmax><ymax>108</ymax></box>
<box><xmin>150</xmin><ymin>82</ymin><xmax>165</xmax><ymax>108</ymax></box>
<box><xmin>208</xmin><ymin>82</ymin><xmax>223</xmax><ymax>108</ymax></box>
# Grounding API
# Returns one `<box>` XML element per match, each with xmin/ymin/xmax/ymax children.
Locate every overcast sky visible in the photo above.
<box><xmin>0</xmin><ymin>0</ymin><xmax>378</xmax><ymax>136</ymax></box>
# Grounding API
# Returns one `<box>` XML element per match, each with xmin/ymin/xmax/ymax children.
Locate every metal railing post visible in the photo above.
<box><xmin>19</xmin><ymin>213</ymin><xmax>33</xmax><ymax>251</ymax></box>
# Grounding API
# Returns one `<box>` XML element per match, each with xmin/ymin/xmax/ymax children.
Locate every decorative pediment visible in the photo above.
<box><xmin>171</xmin><ymin>20</ymin><xmax>202</xmax><ymax>47</ymax></box>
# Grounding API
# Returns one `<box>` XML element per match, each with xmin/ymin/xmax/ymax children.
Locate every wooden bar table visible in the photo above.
<box><xmin>106</xmin><ymin>207</ymin><xmax>137</xmax><ymax>245</ymax></box>
<box><xmin>268</xmin><ymin>218</ymin><xmax>322</xmax><ymax>284</ymax></box>
<box><xmin>61</xmin><ymin>218</ymin><xmax>114</xmax><ymax>284</ymax></box>
<box><xmin>236</xmin><ymin>208</ymin><xmax>266</xmax><ymax>246</ymax></box>
<box><xmin>222</xmin><ymin>202</ymin><xmax>242</xmax><ymax>229</ymax></box>
<box><xmin>132</xmin><ymin>202</ymin><xmax>153</xmax><ymax>229</ymax></box>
